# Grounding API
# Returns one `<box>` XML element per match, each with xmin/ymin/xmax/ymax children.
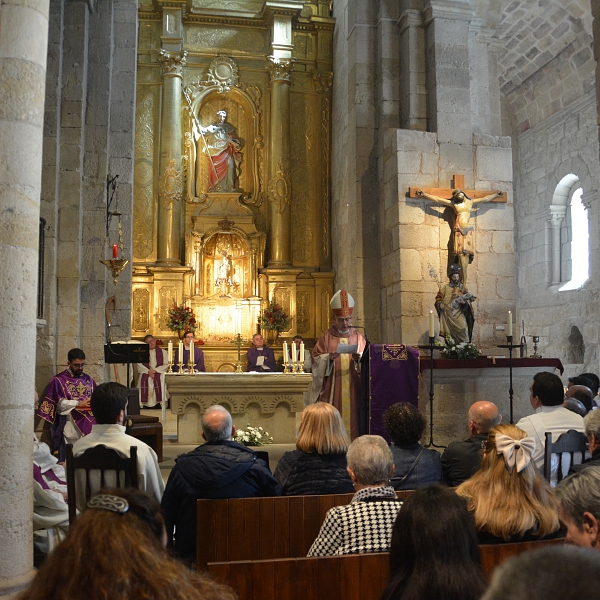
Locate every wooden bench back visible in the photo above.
<box><xmin>197</xmin><ymin>491</ymin><xmax>411</xmax><ymax>570</ymax></box>
<box><xmin>208</xmin><ymin>538</ymin><xmax>565</xmax><ymax>600</ymax></box>
<box><xmin>208</xmin><ymin>552</ymin><xmax>390</xmax><ymax>600</ymax></box>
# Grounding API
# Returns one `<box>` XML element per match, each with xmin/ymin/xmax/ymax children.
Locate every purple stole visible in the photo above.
<box><xmin>140</xmin><ymin>349</ymin><xmax>165</xmax><ymax>405</ymax></box>
<box><xmin>37</xmin><ymin>370</ymin><xmax>96</xmax><ymax>437</ymax></box>
<box><xmin>33</xmin><ymin>464</ymin><xmax>66</xmax><ymax>489</ymax></box>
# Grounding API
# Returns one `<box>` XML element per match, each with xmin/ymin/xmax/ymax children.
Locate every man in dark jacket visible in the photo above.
<box><xmin>441</xmin><ymin>401</ymin><xmax>501</xmax><ymax>486</ymax></box>
<box><xmin>161</xmin><ymin>405</ymin><xmax>281</xmax><ymax>564</ymax></box>
<box><xmin>570</xmin><ymin>410</ymin><xmax>600</xmax><ymax>475</ymax></box>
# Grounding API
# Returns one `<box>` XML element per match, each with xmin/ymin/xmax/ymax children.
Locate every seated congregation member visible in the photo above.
<box><xmin>516</xmin><ymin>372</ymin><xmax>584</xmax><ymax>484</ymax></box>
<box><xmin>381</xmin><ymin>485</ymin><xmax>486</xmax><ymax>600</ymax></box>
<box><xmin>383</xmin><ymin>402</ymin><xmax>442</xmax><ymax>490</ymax></box>
<box><xmin>274</xmin><ymin>402</ymin><xmax>353</xmax><ymax>495</ymax></box>
<box><xmin>307</xmin><ymin>435</ymin><xmax>400</xmax><ymax>556</ymax></box>
<box><xmin>441</xmin><ymin>400</ymin><xmax>501</xmax><ymax>487</ymax></box>
<box><xmin>565</xmin><ymin>384</ymin><xmax>594</xmax><ymax>414</ymax></box>
<box><xmin>19</xmin><ymin>488</ymin><xmax>235</xmax><ymax>600</ymax></box>
<box><xmin>556</xmin><ymin>466</ymin><xmax>600</xmax><ymax>549</ymax></box>
<box><xmin>161</xmin><ymin>405</ymin><xmax>280</xmax><ymax>564</ymax></box>
<box><xmin>570</xmin><ymin>410</ymin><xmax>600</xmax><ymax>474</ymax></box>
<box><xmin>72</xmin><ymin>382</ymin><xmax>164</xmax><ymax>508</ymax></box>
<box><xmin>456</xmin><ymin>424</ymin><xmax>561</xmax><ymax>544</ymax></box>
<box><xmin>482</xmin><ymin>545</ymin><xmax>600</xmax><ymax>600</ymax></box>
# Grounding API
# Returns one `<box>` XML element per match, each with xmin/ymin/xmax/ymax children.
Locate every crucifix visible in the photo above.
<box><xmin>409</xmin><ymin>174</ymin><xmax>506</xmax><ymax>285</ymax></box>
<box><xmin>230</xmin><ymin>333</ymin><xmax>247</xmax><ymax>374</ymax></box>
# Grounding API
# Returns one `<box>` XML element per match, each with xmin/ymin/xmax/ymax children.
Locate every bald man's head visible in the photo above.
<box><xmin>201</xmin><ymin>405</ymin><xmax>234</xmax><ymax>441</ymax></box>
<box><xmin>467</xmin><ymin>401</ymin><xmax>501</xmax><ymax>435</ymax></box>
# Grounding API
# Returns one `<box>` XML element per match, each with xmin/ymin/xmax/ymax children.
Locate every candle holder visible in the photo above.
<box><xmin>417</xmin><ymin>336</ymin><xmax>444</xmax><ymax>449</ymax></box>
<box><xmin>532</xmin><ymin>336</ymin><xmax>541</xmax><ymax>358</ymax></box>
<box><xmin>496</xmin><ymin>334</ymin><xmax>523</xmax><ymax>424</ymax></box>
<box><xmin>100</xmin><ymin>258</ymin><xmax>129</xmax><ymax>286</ymax></box>
<box><xmin>177</xmin><ymin>357</ymin><xmax>185</xmax><ymax>374</ymax></box>
<box><xmin>167</xmin><ymin>359</ymin><xmax>174</xmax><ymax>374</ymax></box>
<box><xmin>188</xmin><ymin>351</ymin><xmax>195</xmax><ymax>374</ymax></box>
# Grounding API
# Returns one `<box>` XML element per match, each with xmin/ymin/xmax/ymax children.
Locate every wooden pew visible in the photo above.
<box><xmin>208</xmin><ymin>553</ymin><xmax>390</xmax><ymax>600</ymax></box>
<box><xmin>196</xmin><ymin>491</ymin><xmax>411</xmax><ymax>571</ymax></box>
<box><xmin>208</xmin><ymin>538</ymin><xmax>565</xmax><ymax>600</ymax></box>
<box><xmin>479</xmin><ymin>537</ymin><xmax>564</xmax><ymax>577</ymax></box>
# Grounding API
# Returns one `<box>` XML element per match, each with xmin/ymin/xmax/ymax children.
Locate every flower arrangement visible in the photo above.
<box><xmin>166</xmin><ymin>302</ymin><xmax>197</xmax><ymax>333</ymax></box>
<box><xmin>436</xmin><ymin>334</ymin><xmax>480</xmax><ymax>360</ymax></box>
<box><xmin>234</xmin><ymin>425</ymin><xmax>273</xmax><ymax>447</ymax></box>
<box><xmin>257</xmin><ymin>299</ymin><xmax>290</xmax><ymax>332</ymax></box>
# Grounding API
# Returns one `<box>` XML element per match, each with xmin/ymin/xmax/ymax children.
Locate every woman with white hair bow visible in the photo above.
<box><xmin>456</xmin><ymin>424</ymin><xmax>561</xmax><ymax>543</ymax></box>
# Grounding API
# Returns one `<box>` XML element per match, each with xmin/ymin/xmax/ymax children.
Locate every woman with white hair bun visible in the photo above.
<box><xmin>307</xmin><ymin>435</ymin><xmax>401</xmax><ymax>556</ymax></box>
<box><xmin>456</xmin><ymin>423</ymin><xmax>561</xmax><ymax>543</ymax></box>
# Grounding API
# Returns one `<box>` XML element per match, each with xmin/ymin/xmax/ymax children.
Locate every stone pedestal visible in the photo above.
<box><xmin>166</xmin><ymin>373</ymin><xmax>311</xmax><ymax>444</ymax></box>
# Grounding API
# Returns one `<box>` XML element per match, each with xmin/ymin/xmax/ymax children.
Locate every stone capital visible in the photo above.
<box><xmin>398</xmin><ymin>9</ymin><xmax>423</xmax><ymax>33</ymax></box>
<box><xmin>158</xmin><ymin>49</ymin><xmax>187</xmax><ymax>78</ymax></box>
<box><xmin>549</xmin><ymin>205</ymin><xmax>567</xmax><ymax>226</ymax></box>
<box><xmin>423</xmin><ymin>0</ymin><xmax>476</xmax><ymax>26</ymax></box>
<box><xmin>266</xmin><ymin>56</ymin><xmax>295</xmax><ymax>82</ymax></box>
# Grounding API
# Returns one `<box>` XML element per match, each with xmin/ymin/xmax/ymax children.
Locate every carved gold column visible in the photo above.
<box><xmin>157</xmin><ymin>49</ymin><xmax>186</xmax><ymax>264</ymax></box>
<box><xmin>266</xmin><ymin>57</ymin><xmax>294</xmax><ymax>266</ymax></box>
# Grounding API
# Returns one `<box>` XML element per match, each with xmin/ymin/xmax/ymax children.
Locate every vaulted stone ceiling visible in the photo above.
<box><xmin>478</xmin><ymin>0</ymin><xmax>595</xmax><ymax>131</ymax></box>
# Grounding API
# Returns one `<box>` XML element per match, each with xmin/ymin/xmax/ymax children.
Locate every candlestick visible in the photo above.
<box><xmin>299</xmin><ymin>342</ymin><xmax>305</xmax><ymax>373</ymax></box>
<box><xmin>188</xmin><ymin>342</ymin><xmax>195</xmax><ymax>373</ymax></box>
<box><xmin>167</xmin><ymin>341</ymin><xmax>173</xmax><ymax>373</ymax></box>
<box><xmin>178</xmin><ymin>341</ymin><xmax>184</xmax><ymax>374</ymax></box>
<box><xmin>428</xmin><ymin>310</ymin><xmax>435</xmax><ymax>338</ymax></box>
<box><xmin>507</xmin><ymin>311</ymin><xmax>513</xmax><ymax>337</ymax></box>
<box><xmin>112</xmin><ymin>244</ymin><xmax>118</xmax><ymax>258</ymax></box>
<box><xmin>283</xmin><ymin>341</ymin><xmax>288</xmax><ymax>365</ymax></box>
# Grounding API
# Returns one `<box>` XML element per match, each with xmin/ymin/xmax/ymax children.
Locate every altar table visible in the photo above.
<box><xmin>165</xmin><ymin>373</ymin><xmax>312</xmax><ymax>444</ymax></box>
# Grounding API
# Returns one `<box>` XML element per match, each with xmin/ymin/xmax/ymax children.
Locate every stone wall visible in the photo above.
<box><xmin>381</xmin><ymin>129</ymin><xmax>514</xmax><ymax>348</ymax></box>
<box><xmin>38</xmin><ymin>0</ymin><xmax>137</xmax><ymax>387</ymax></box>
<box><xmin>514</xmin><ymin>92</ymin><xmax>600</xmax><ymax>376</ymax></box>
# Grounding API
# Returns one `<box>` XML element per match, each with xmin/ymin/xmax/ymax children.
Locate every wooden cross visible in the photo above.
<box><xmin>409</xmin><ymin>174</ymin><xmax>506</xmax><ymax>286</ymax></box>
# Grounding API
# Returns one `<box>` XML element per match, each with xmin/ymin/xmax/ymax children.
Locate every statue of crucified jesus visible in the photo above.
<box><xmin>415</xmin><ymin>188</ymin><xmax>504</xmax><ymax>285</ymax></box>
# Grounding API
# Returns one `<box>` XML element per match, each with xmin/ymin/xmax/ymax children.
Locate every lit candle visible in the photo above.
<box><xmin>112</xmin><ymin>244</ymin><xmax>118</xmax><ymax>259</ymax></box>
<box><xmin>507</xmin><ymin>311</ymin><xmax>513</xmax><ymax>337</ymax></box>
<box><xmin>291</xmin><ymin>344</ymin><xmax>296</xmax><ymax>365</ymax></box>
<box><xmin>283</xmin><ymin>341</ymin><xmax>288</xmax><ymax>365</ymax></box>
<box><xmin>300</xmin><ymin>342</ymin><xmax>305</xmax><ymax>366</ymax></box>
<box><xmin>178</xmin><ymin>341</ymin><xmax>184</xmax><ymax>365</ymax></box>
<box><xmin>428</xmin><ymin>310</ymin><xmax>435</xmax><ymax>338</ymax></box>
<box><xmin>168</xmin><ymin>341</ymin><xmax>173</xmax><ymax>364</ymax></box>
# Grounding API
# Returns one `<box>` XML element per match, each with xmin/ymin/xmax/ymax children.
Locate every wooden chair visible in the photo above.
<box><xmin>66</xmin><ymin>443</ymin><xmax>138</xmax><ymax>524</ymax></box>
<box><xmin>543</xmin><ymin>429</ymin><xmax>587</xmax><ymax>484</ymax></box>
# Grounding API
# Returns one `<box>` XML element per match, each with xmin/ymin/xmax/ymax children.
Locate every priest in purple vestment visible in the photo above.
<box><xmin>246</xmin><ymin>333</ymin><xmax>278</xmax><ymax>372</ymax></box>
<box><xmin>174</xmin><ymin>331</ymin><xmax>206</xmax><ymax>373</ymax></box>
<box><xmin>137</xmin><ymin>334</ymin><xmax>169</xmax><ymax>407</ymax></box>
<box><xmin>312</xmin><ymin>290</ymin><xmax>366</xmax><ymax>440</ymax></box>
<box><xmin>36</xmin><ymin>348</ymin><xmax>97</xmax><ymax>461</ymax></box>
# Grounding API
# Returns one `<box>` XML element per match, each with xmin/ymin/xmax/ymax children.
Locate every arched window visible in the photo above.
<box><xmin>548</xmin><ymin>174</ymin><xmax>589</xmax><ymax>290</ymax></box>
<box><xmin>559</xmin><ymin>186</ymin><xmax>589</xmax><ymax>291</ymax></box>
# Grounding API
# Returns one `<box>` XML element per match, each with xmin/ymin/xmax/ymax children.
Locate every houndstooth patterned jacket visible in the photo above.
<box><xmin>307</xmin><ymin>486</ymin><xmax>402</xmax><ymax>556</ymax></box>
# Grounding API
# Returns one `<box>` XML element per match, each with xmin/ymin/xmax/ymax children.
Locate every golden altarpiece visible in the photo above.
<box><xmin>131</xmin><ymin>0</ymin><xmax>335</xmax><ymax>371</ymax></box>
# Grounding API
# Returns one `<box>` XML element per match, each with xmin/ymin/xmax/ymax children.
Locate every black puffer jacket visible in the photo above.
<box><xmin>161</xmin><ymin>440</ymin><xmax>281</xmax><ymax>563</ymax></box>
<box><xmin>273</xmin><ymin>450</ymin><xmax>354</xmax><ymax>496</ymax></box>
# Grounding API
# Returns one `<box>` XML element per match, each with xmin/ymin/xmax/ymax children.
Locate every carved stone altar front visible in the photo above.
<box><xmin>166</xmin><ymin>373</ymin><xmax>312</xmax><ymax>444</ymax></box>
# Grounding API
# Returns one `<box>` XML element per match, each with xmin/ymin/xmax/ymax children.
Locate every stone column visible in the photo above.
<box><xmin>156</xmin><ymin>49</ymin><xmax>185</xmax><ymax>264</ymax></box>
<box><xmin>266</xmin><ymin>56</ymin><xmax>294</xmax><ymax>266</ymax></box>
<box><xmin>550</xmin><ymin>206</ymin><xmax>566</xmax><ymax>285</ymax></box>
<box><xmin>0</xmin><ymin>0</ymin><xmax>49</xmax><ymax>595</ymax></box>
<box><xmin>398</xmin><ymin>9</ymin><xmax>427</xmax><ymax>131</ymax></box>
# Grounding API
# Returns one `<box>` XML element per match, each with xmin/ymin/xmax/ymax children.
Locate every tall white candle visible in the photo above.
<box><xmin>300</xmin><ymin>342</ymin><xmax>305</xmax><ymax>366</ymax></box>
<box><xmin>168</xmin><ymin>341</ymin><xmax>173</xmax><ymax>363</ymax></box>
<box><xmin>291</xmin><ymin>343</ymin><xmax>296</xmax><ymax>365</ymax></box>
<box><xmin>507</xmin><ymin>311</ymin><xmax>513</xmax><ymax>337</ymax></box>
<box><xmin>428</xmin><ymin>310</ymin><xmax>435</xmax><ymax>338</ymax></box>
<box><xmin>178</xmin><ymin>341</ymin><xmax>184</xmax><ymax>364</ymax></box>
<box><xmin>282</xmin><ymin>341</ymin><xmax>288</xmax><ymax>365</ymax></box>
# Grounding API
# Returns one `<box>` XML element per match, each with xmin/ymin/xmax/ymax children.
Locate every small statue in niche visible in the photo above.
<box><xmin>215</xmin><ymin>251</ymin><xmax>234</xmax><ymax>297</ymax></box>
<box><xmin>195</xmin><ymin>110</ymin><xmax>242</xmax><ymax>192</ymax></box>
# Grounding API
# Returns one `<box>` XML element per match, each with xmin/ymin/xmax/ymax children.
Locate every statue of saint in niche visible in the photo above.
<box><xmin>196</xmin><ymin>110</ymin><xmax>242</xmax><ymax>192</ymax></box>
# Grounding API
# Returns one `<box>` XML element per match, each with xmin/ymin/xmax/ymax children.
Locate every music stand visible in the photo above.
<box><xmin>104</xmin><ymin>343</ymin><xmax>150</xmax><ymax>390</ymax></box>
